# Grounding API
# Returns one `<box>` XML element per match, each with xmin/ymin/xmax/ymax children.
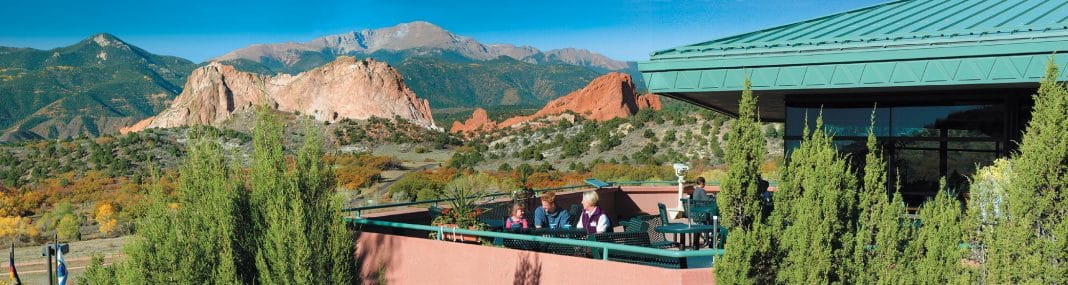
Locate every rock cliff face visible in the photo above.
<box><xmin>122</xmin><ymin>56</ymin><xmax>436</xmax><ymax>133</ymax></box>
<box><xmin>450</xmin><ymin>73</ymin><xmax>661</xmax><ymax>135</ymax></box>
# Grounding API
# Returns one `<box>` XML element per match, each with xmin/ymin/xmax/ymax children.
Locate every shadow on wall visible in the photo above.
<box><xmin>513</xmin><ymin>251</ymin><xmax>542</xmax><ymax>285</ymax></box>
<box><xmin>355</xmin><ymin>229</ymin><xmax>395</xmax><ymax>284</ymax></box>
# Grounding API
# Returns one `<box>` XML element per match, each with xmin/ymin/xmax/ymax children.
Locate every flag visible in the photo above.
<box><xmin>7</xmin><ymin>242</ymin><xmax>20</xmax><ymax>285</ymax></box>
<box><xmin>56</xmin><ymin>241</ymin><xmax>67</xmax><ymax>285</ymax></box>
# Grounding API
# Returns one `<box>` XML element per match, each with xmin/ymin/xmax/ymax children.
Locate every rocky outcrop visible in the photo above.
<box><xmin>450</xmin><ymin>73</ymin><xmax>661</xmax><ymax>135</ymax></box>
<box><xmin>122</xmin><ymin>56</ymin><xmax>436</xmax><ymax>133</ymax></box>
<box><xmin>449</xmin><ymin>108</ymin><xmax>497</xmax><ymax>134</ymax></box>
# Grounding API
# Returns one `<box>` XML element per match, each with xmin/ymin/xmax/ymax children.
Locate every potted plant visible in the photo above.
<box><xmin>431</xmin><ymin>175</ymin><xmax>494</xmax><ymax>242</ymax></box>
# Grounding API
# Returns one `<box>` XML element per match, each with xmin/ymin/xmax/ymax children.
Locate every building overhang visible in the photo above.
<box><xmin>639</xmin><ymin>0</ymin><xmax>1068</xmax><ymax>121</ymax></box>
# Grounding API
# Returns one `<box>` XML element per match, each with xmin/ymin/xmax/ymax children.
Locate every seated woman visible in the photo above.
<box><xmin>505</xmin><ymin>203</ymin><xmax>529</xmax><ymax>230</ymax></box>
<box><xmin>533</xmin><ymin>191</ymin><xmax>571</xmax><ymax>229</ymax></box>
<box><xmin>576</xmin><ymin>191</ymin><xmax>609</xmax><ymax>234</ymax></box>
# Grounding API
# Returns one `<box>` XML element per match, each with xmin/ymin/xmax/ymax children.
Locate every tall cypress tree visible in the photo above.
<box><xmin>717</xmin><ymin>79</ymin><xmax>766</xmax><ymax>230</ymax></box>
<box><xmin>851</xmin><ymin>109</ymin><xmax>913</xmax><ymax>284</ymax></box>
<box><xmin>251</xmin><ymin>111</ymin><xmax>356</xmax><ymax>284</ymax></box>
<box><xmin>982</xmin><ymin>59</ymin><xmax>1068</xmax><ymax>283</ymax></box>
<box><xmin>776</xmin><ymin>114</ymin><xmax>858</xmax><ymax>284</ymax></box>
<box><xmin>909</xmin><ymin>180</ymin><xmax>966</xmax><ymax>284</ymax></box>
<box><xmin>715</xmin><ymin>79</ymin><xmax>774</xmax><ymax>284</ymax></box>
<box><xmin>114</xmin><ymin>131</ymin><xmax>245</xmax><ymax>284</ymax></box>
<box><xmin>292</xmin><ymin>119</ymin><xmax>356</xmax><ymax>284</ymax></box>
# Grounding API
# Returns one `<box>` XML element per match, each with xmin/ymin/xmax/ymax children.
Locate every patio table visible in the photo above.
<box><xmin>655</xmin><ymin>224</ymin><xmax>714</xmax><ymax>250</ymax></box>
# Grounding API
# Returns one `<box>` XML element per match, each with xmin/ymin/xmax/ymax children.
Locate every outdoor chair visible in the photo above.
<box><xmin>587</xmin><ymin>232</ymin><xmax>685</xmax><ymax>269</ymax></box>
<box><xmin>680</xmin><ymin>198</ymin><xmax>718</xmax><ymax>225</ymax></box>
<box><xmin>567</xmin><ymin>203</ymin><xmax>582</xmax><ymax>226</ymax></box>
<box><xmin>657</xmin><ymin>203</ymin><xmax>687</xmax><ymax>227</ymax></box>
<box><xmin>634</xmin><ymin>214</ymin><xmax>678</xmax><ymax>249</ymax></box>
<box><xmin>501</xmin><ymin>228</ymin><xmax>588</xmax><ymax>256</ymax></box>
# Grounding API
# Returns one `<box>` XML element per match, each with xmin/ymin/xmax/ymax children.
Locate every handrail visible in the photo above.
<box><xmin>342</xmin><ymin>180</ymin><xmax>686</xmax><ymax>217</ymax></box>
<box><xmin>341</xmin><ymin>184</ymin><xmax>591</xmax><ymax>217</ymax></box>
<box><xmin>348</xmin><ymin>218</ymin><xmax>725</xmax><ymax>262</ymax></box>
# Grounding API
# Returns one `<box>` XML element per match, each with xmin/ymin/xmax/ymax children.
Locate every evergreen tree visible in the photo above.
<box><xmin>870</xmin><ymin>188</ymin><xmax>912</xmax><ymax>283</ymax></box>
<box><xmin>981</xmin><ymin>59</ymin><xmax>1068</xmax><ymax>283</ymax></box>
<box><xmin>908</xmin><ymin>181</ymin><xmax>966</xmax><ymax>284</ymax></box>
<box><xmin>775</xmin><ymin>114</ymin><xmax>858</xmax><ymax>284</ymax></box>
<box><xmin>251</xmin><ymin>112</ymin><xmax>356</xmax><ymax>284</ymax></box>
<box><xmin>114</xmin><ymin>131</ymin><xmax>246</xmax><ymax>284</ymax></box>
<box><xmin>715</xmin><ymin>80</ymin><xmax>777</xmax><ymax>284</ymax></box>
<box><xmin>851</xmin><ymin>109</ymin><xmax>913</xmax><ymax>284</ymax></box>
<box><xmin>717</xmin><ymin>79</ymin><xmax>766</xmax><ymax>230</ymax></box>
<box><xmin>715</xmin><ymin>218</ymin><xmax>778</xmax><ymax>285</ymax></box>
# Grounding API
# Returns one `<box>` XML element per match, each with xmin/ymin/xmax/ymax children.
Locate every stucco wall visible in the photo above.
<box><xmin>355</xmin><ymin>231</ymin><xmax>715</xmax><ymax>285</ymax></box>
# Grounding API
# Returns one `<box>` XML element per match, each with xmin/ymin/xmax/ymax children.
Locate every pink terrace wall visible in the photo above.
<box><xmin>355</xmin><ymin>231</ymin><xmax>715</xmax><ymax>285</ymax></box>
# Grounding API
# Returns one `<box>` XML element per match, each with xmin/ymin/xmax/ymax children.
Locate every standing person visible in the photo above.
<box><xmin>505</xmin><ymin>203</ymin><xmax>529</xmax><ymax>230</ymax></box>
<box><xmin>692</xmin><ymin>177</ymin><xmax>710</xmax><ymax>200</ymax></box>
<box><xmin>577</xmin><ymin>191</ymin><xmax>609</xmax><ymax>234</ymax></box>
<box><xmin>533</xmin><ymin>191</ymin><xmax>571</xmax><ymax>229</ymax></box>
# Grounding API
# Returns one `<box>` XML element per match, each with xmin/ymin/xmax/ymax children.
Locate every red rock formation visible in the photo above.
<box><xmin>122</xmin><ymin>56</ymin><xmax>437</xmax><ymax>133</ymax></box>
<box><xmin>450</xmin><ymin>108</ymin><xmax>497</xmax><ymax>135</ymax></box>
<box><xmin>497</xmin><ymin>72</ymin><xmax>659</xmax><ymax>129</ymax></box>
<box><xmin>637</xmin><ymin>93</ymin><xmax>663</xmax><ymax>111</ymax></box>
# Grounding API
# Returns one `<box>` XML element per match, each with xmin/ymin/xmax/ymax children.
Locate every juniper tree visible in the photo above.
<box><xmin>715</xmin><ymin>217</ymin><xmax>778</xmax><ymax>285</ymax></box>
<box><xmin>113</xmin><ymin>131</ymin><xmax>246</xmax><ymax>284</ymax></box>
<box><xmin>775</xmin><ymin>114</ymin><xmax>858</xmax><ymax>284</ymax></box>
<box><xmin>981</xmin><ymin>59</ymin><xmax>1068</xmax><ymax>283</ymax></box>
<box><xmin>715</xmin><ymin>80</ymin><xmax>776</xmax><ymax>284</ymax></box>
<box><xmin>251</xmin><ymin>111</ymin><xmax>355</xmax><ymax>284</ymax></box>
<box><xmin>717</xmin><ymin>79</ymin><xmax>766</xmax><ymax>230</ymax></box>
<box><xmin>908</xmin><ymin>180</ymin><xmax>966</xmax><ymax>285</ymax></box>
<box><xmin>851</xmin><ymin>109</ymin><xmax>913</xmax><ymax>284</ymax></box>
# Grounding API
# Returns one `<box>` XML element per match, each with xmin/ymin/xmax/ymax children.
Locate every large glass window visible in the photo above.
<box><xmin>785</xmin><ymin>103</ymin><xmax>1004</xmax><ymax>205</ymax></box>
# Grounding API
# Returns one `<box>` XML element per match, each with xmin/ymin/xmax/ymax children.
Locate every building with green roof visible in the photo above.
<box><xmin>639</xmin><ymin>0</ymin><xmax>1068</xmax><ymax>203</ymax></box>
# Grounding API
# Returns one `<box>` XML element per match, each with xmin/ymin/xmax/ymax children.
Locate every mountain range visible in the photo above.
<box><xmin>0</xmin><ymin>21</ymin><xmax>641</xmax><ymax>141</ymax></box>
<box><xmin>212</xmin><ymin>21</ymin><xmax>642</xmax><ymax>109</ymax></box>
<box><xmin>0</xmin><ymin>34</ymin><xmax>196</xmax><ymax>141</ymax></box>
<box><xmin>214</xmin><ymin>21</ymin><xmax>630</xmax><ymax>72</ymax></box>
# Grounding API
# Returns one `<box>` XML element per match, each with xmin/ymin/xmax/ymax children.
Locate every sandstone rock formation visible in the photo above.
<box><xmin>450</xmin><ymin>72</ymin><xmax>661</xmax><ymax>135</ymax></box>
<box><xmin>449</xmin><ymin>108</ymin><xmax>497</xmax><ymax>134</ymax></box>
<box><xmin>122</xmin><ymin>56</ymin><xmax>436</xmax><ymax>133</ymax></box>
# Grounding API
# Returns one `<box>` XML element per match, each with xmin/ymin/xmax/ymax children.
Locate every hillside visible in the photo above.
<box><xmin>0</xmin><ymin>34</ymin><xmax>196</xmax><ymax>141</ymax></box>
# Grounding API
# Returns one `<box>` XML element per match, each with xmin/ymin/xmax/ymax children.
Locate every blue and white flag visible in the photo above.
<box><xmin>56</xmin><ymin>243</ymin><xmax>67</xmax><ymax>285</ymax></box>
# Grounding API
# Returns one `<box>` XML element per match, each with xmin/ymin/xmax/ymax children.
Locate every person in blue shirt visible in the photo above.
<box><xmin>692</xmin><ymin>177</ymin><xmax>710</xmax><ymax>201</ymax></box>
<box><xmin>533</xmin><ymin>191</ymin><xmax>571</xmax><ymax>229</ymax></box>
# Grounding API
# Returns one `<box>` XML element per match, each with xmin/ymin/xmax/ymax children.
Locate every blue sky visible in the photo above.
<box><xmin>0</xmin><ymin>0</ymin><xmax>885</xmax><ymax>62</ymax></box>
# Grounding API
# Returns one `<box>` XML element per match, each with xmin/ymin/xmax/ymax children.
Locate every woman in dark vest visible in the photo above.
<box><xmin>577</xmin><ymin>191</ymin><xmax>609</xmax><ymax>234</ymax></box>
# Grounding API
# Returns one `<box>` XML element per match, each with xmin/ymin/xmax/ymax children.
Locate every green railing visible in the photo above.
<box><xmin>348</xmin><ymin>218</ymin><xmax>724</xmax><ymax>268</ymax></box>
<box><xmin>341</xmin><ymin>184</ymin><xmax>590</xmax><ymax>218</ymax></box>
<box><xmin>341</xmin><ymin>180</ymin><xmax>688</xmax><ymax>218</ymax></box>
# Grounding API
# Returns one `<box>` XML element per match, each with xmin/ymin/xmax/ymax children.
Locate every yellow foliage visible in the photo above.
<box><xmin>0</xmin><ymin>216</ymin><xmax>35</xmax><ymax>240</ymax></box>
<box><xmin>95</xmin><ymin>202</ymin><xmax>115</xmax><ymax>222</ymax></box>
<box><xmin>99</xmin><ymin>219</ymin><xmax>118</xmax><ymax>235</ymax></box>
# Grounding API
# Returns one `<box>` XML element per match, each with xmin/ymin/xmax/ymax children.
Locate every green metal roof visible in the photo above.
<box><xmin>639</xmin><ymin>0</ymin><xmax>1068</xmax><ymax>120</ymax></box>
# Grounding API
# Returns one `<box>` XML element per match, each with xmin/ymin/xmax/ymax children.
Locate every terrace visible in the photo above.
<box><xmin>344</xmin><ymin>181</ymin><xmax>743</xmax><ymax>284</ymax></box>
